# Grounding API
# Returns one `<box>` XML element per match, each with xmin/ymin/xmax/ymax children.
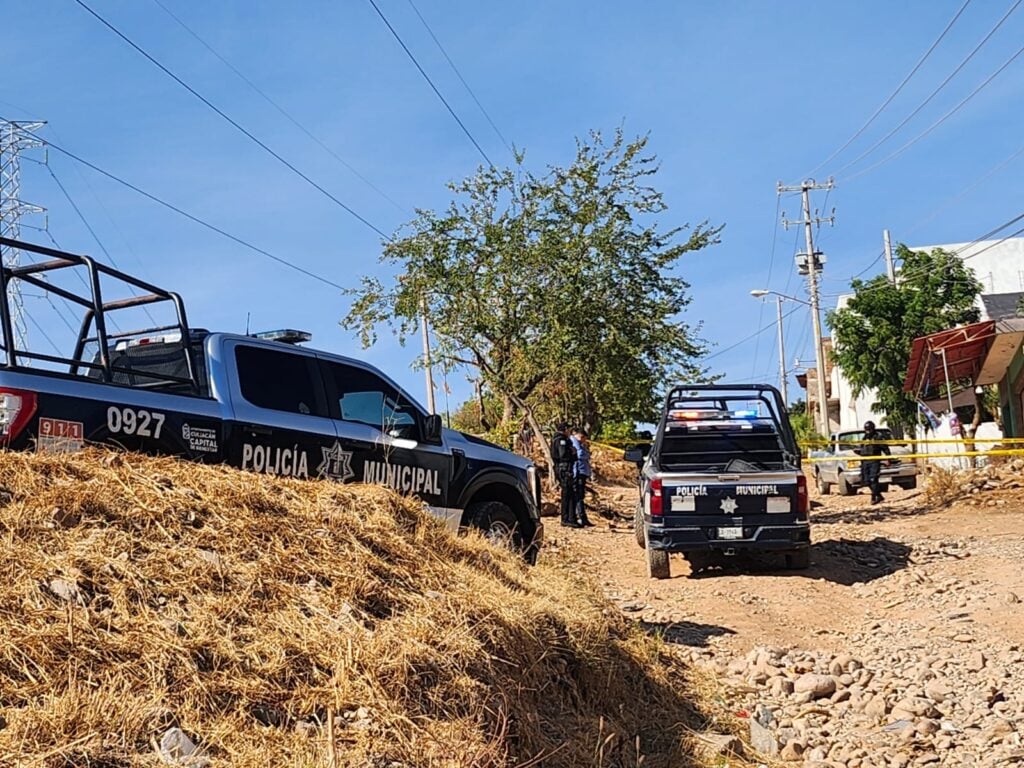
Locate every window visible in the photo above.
<box><xmin>234</xmin><ymin>345</ymin><xmax>326</xmax><ymax>416</ymax></box>
<box><xmin>325</xmin><ymin>362</ymin><xmax>419</xmax><ymax>439</ymax></box>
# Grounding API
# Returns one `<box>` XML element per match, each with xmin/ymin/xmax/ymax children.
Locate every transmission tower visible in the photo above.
<box><xmin>0</xmin><ymin>119</ymin><xmax>47</xmax><ymax>354</ymax></box>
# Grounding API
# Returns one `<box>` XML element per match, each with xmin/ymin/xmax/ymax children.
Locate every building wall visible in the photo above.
<box><xmin>827</xmin><ymin>238</ymin><xmax>1024</xmax><ymax>431</ymax></box>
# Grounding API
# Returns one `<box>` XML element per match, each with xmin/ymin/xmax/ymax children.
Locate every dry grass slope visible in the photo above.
<box><xmin>0</xmin><ymin>449</ymin><xmax>710</xmax><ymax>767</ymax></box>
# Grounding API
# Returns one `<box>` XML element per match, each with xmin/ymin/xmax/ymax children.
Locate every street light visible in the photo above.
<box><xmin>749</xmin><ymin>289</ymin><xmax>814</xmax><ymax>412</ymax></box>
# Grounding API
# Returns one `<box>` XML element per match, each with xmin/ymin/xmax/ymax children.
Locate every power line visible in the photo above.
<box><xmin>704</xmin><ymin>305</ymin><xmax>802</xmax><ymax>362</ymax></box>
<box><xmin>2</xmin><ymin>117</ymin><xmax>347</xmax><ymax>292</ymax></box>
<box><xmin>836</xmin><ymin>0</ymin><xmax>1023</xmax><ymax>178</ymax></box>
<box><xmin>803</xmin><ymin>0</ymin><xmax>972</xmax><ymax>179</ymax></box>
<box><xmin>72</xmin><ymin>0</ymin><xmax>390</xmax><ymax>240</ymax></box>
<box><xmin>844</xmin><ymin>38</ymin><xmax>1024</xmax><ymax>182</ymax></box>
<box><xmin>366</xmin><ymin>0</ymin><xmax>494</xmax><ymax>168</ymax></box>
<box><xmin>149</xmin><ymin>0</ymin><xmax>407</xmax><ymax>214</ymax></box>
<box><xmin>404</xmin><ymin>0</ymin><xmax>514</xmax><ymax>157</ymax></box>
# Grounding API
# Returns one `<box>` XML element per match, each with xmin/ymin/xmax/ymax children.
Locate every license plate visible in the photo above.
<box><xmin>717</xmin><ymin>526</ymin><xmax>743</xmax><ymax>540</ymax></box>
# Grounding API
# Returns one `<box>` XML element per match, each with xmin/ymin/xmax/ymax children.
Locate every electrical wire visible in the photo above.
<box><xmin>3</xmin><ymin>117</ymin><xmax>348</xmax><ymax>292</ymax></box>
<box><xmin>703</xmin><ymin>305</ymin><xmax>802</xmax><ymax>362</ymax></box>
<box><xmin>72</xmin><ymin>0</ymin><xmax>390</xmax><ymax>240</ymax></box>
<box><xmin>149</xmin><ymin>0</ymin><xmax>407</xmax><ymax>214</ymax></box>
<box><xmin>802</xmin><ymin>0</ymin><xmax>973</xmax><ymax>179</ymax></box>
<box><xmin>836</xmin><ymin>0</ymin><xmax>1024</xmax><ymax>178</ymax></box>
<box><xmin>844</xmin><ymin>39</ymin><xmax>1024</xmax><ymax>182</ymax></box>
<box><xmin>366</xmin><ymin>0</ymin><xmax>494</xmax><ymax>168</ymax></box>
<box><xmin>405</xmin><ymin>0</ymin><xmax>514</xmax><ymax>157</ymax></box>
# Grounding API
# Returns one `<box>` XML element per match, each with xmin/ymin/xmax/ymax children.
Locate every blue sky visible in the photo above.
<box><xmin>4</xmin><ymin>0</ymin><xmax>1024</xmax><ymax>415</ymax></box>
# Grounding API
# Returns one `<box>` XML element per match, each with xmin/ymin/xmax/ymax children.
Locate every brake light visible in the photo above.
<box><xmin>650</xmin><ymin>477</ymin><xmax>664</xmax><ymax>516</ymax></box>
<box><xmin>0</xmin><ymin>388</ymin><xmax>38</xmax><ymax>446</ymax></box>
<box><xmin>796</xmin><ymin>474</ymin><xmax>809</xmax><ymax>516</ymax></box>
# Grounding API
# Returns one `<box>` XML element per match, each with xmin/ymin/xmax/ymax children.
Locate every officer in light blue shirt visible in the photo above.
<box><xmin>570</xmin><ymin>427</ymin><xmax>594</xmax><ymax>527</ymax></box>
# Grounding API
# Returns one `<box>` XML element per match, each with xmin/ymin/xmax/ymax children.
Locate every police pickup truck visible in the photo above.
<box><xmin>625</xmin><ymin>384</ymin><xmax>809</xmax><ymax>578</ymax></box>
<box><xmin>0</xmin><ymin>238</ymin><xmax>542</xmax><ymax>561</ymax></box>
<box><xmin>810</xmin><ymin>428</ymin><xmax>917</xmax><ymax>496</ymax></box>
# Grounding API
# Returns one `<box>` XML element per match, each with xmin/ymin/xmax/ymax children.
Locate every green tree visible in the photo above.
<box><xmin>343</xmin><ymin>130</ymin><xmax>720</xmax><ymax>477</ymax></box>
<box><xmin>828</xmin><ymin>245</ymin><xmax>982</xmax><ymax>431</ymax></box>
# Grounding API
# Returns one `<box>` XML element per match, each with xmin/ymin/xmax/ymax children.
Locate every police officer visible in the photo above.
<box><xmin>858</xmin><ymin>420</ymin><xmax>891</xmax><ymax>505</ymax></box>
<box><xmin>550</xmin><ymin>422</ymin><xmax>579</xmax><ymax>527</ymax></box>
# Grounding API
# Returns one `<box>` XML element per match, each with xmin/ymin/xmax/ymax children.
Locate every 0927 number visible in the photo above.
<box><xmin>107</xmin><ymin>406</ymin><xmax>165</xmax><ymax>440</ymax></box>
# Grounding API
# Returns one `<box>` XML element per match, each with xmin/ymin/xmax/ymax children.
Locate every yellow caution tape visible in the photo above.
<box><xmin>805</xmin><ymin>447</ymin><xmax>1024</xmax><ymax>463</ymax></box>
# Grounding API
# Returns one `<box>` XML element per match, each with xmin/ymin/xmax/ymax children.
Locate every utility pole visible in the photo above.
<box><xmin>883</xmin><ymin>228</ymin><xmax>895</xmax><ymax>284</ymax></box>
<box><xmin>774</xmin><ymin>295</ymin><xmax>788</xmax><ymax>406</ymax></box>
<box><xmin>420</xmin><ymin>295</ymin><xmax>436</xmax><ymax>414</ymax></box>
<box><xmin>0</xmin><ymin>119</ymin><xmax>46</xmax><ymax>356</ymax></box>
<box><xmin>779</xmin><ymin>177</ymin><xmax>834</xmax><ymax>435</ymax></box>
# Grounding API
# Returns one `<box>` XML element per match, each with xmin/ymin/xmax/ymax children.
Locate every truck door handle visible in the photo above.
<box><xmin>243</xmin><ymin>424</ymin><xmax>273</xmax><ymax>436</ymax></box>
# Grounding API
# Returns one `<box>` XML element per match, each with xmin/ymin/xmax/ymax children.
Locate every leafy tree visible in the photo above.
<box><xmin>343</xmin><ymin>130</ymin><xmax>720</xmax><ymax>477</ymax></box>
<box><xmin>828</xmin><ymin>245</ymin><xmax>982</xmax><ymax>432</ymax></box>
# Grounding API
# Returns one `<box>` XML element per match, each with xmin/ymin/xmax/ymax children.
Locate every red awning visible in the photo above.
<box><xmin>903</xmin><ymin>321</ymin><xmax>996</xmax><ymax>396</ymax></box>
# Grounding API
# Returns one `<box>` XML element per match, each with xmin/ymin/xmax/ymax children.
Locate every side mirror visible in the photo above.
<box><xmin>623</xmin><ymin>446</ymin><xmax>647</xmax><ymax>463</ymax></box>
<box><xmin>423</xmin><ymin>414</ymin><xmax>443</xmax><ymax>444</ymax></box>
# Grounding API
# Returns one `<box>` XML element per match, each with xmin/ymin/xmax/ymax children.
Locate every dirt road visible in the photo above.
<box><xmin>555</xmin><ymin>478</ymin><xmax>1024</xmax><ymax>767</ymax></box>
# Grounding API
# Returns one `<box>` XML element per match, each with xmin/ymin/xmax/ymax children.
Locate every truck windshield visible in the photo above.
<box><xmin>659</xmin><ymin>424</ymin><xmax>790</xmax><ymax>472</ymax></box>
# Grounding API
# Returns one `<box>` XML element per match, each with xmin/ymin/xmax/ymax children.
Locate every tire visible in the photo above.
<box><xmin>836</xmin><ymin>474</ymin><xmax>855</xmax><ymax>496</ymax></box>
<box><xmin>899</xmin><ymin>477</ymin><xmax>918</xmax><ymax>491</ymax></box>
<box><xmin>785</xmin><ymin>549</ymin><xmax>810</xmax><ymax>570</ymax></box>
<box><xmin>816</xmin><ymin>471</ymin><xmax>832</xmax><ymax>496</ymax></box>
<box><xmin>634</xmin><ymin>503</ymin><xmax>646</xmax><ymax>550</ymax></box>
<box><xmin>644</xmin><ymin>527</ymin><xmax>671</xmax><ymax>579</ymax></box>
<box><xmin>467</xmin><ymin>501</ymin><xmax>524</xmax><ymax>553</ymax></box>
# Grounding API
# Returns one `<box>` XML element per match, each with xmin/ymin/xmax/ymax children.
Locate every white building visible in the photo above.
<box><xmin>826</xmin><ymin>238</ymin><xmax>1024</xmax><ymax>432</ymax></box>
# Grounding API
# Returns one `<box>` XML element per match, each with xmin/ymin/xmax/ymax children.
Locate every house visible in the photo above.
<box><xmin>823</xmin><ymin>238</ymin><xmax>1024</xmax><ymax>431</ymax></box>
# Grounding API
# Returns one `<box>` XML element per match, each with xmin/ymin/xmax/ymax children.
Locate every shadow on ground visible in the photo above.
<box><xmin>810</xmin><ymin>492</ymin><xmax>928</xmax><ymax>525</ymax></box>
<box><xmin>685</xmin><ymin>536</ymin><xmax>912</xmax><ymax>586</ymax></box>
<box><xmin>637</xmin><ymin>619</ymin><xmax>736</xmax><ymax>647</ymax></box>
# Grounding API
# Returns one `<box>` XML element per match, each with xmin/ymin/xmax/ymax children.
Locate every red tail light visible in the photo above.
<box><xmin>796</xmin><ymin>474</ymin><xmax>809</xmax><ymax>515</ymax></box>
<box><xmin>650</xmin><ymin>477</ymin><xmax>664</xmax><ymax>517</ymax></box>
<box><xmin>0</xmin><ymin>388</ymin><xmax>38</xmax><ymax>446</ymax></box>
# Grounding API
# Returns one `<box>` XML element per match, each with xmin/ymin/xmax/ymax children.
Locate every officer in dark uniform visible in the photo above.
<box><xmin>858</xmin><ymin>420</ymin><xmax>891</xmax><ymax>505</ymax></box>
<box><xmin>550</xmin><ymin>422</ymin><xmax>579</xmax><ymax>527</ymax></box>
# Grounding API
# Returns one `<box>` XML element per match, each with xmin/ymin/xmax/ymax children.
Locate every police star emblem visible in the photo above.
<box><xmin>719</xmin><ymin>496</ymin><xmax>739</xmax><ymax>515</ymax></box>
<box><xmin>318</xmin><ymin>441</ymin><xmax>355</xmax><ymax>481</ymax></box>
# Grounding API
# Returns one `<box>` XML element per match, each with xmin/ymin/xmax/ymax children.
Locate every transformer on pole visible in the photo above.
<box><xmin>0</xmin><ymin>119</ymin><xmax>47</xmax><ymax>355</ymax></box>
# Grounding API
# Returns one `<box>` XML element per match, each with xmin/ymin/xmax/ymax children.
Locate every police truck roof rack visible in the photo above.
<box><xmin>0</xmin><ymin>236</ymin><xmax>201</xmax><ymax>394</ymax></box>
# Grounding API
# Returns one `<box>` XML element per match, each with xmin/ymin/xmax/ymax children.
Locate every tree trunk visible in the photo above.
<box><xmin>476</xmin><ymin>380</ymin><xmax>492</xmax><ymax>432</ymax></box>
<box><xmin>502</xmin><ymin>395</ymin><xmax>515</xmax><ymax>425</ymax></box>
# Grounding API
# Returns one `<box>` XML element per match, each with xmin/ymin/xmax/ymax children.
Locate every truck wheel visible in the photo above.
<box><xmin>785</xmin><ymin>549</ymin><xmax>810</xmax><ymax>570</ymax></box>
<box><xmin>644</xmin><ymin>528</ymin><xmax>671</xmax><ymax>579</ymax></box>
<box><xmin>634</xmin><ymin>503</ymin><xmax>646</xmax><ymax>549</ymax></box>
<box><xmin>468</xmin><ymin>501</ymin><xmax>523</xmax><ymax>552</ymax></box>
<box><xmin>900</xmin><ymin>477</ymin><xmax>918</xmax><ymax>491</ymax></box>
<box><xmin>836</xmin><ymin>475</ymin><xmax>854</xmax><ymax>496</ymax></box>
<box><xmin>816</xmin><ymin>471</ymin><xmax>832</xmax><ymax>496</ymax></box>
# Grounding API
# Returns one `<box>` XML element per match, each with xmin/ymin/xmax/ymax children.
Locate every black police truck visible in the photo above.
<box><xmin>0</xmin><ymin>238</ymin><xmax>543</xmax><ymax>561</ymax></box>
<box><xmin>626</xmin><ymin>384</ymin><xmax>809</xmax><ymax>578</ymax></box>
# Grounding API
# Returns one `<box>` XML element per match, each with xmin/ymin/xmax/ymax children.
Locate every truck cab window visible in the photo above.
<box><xmin>234</xmin><ymin>345</ymin><xmax>326</xmax><ymax>416</ymax></box>
<box><xmin>325</xmin><ymin>362</ymin><xmax>420</xmax><ymax>439</ymax></box>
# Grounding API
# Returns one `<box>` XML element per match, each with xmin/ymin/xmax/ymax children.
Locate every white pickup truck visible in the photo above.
<box><xmin>811</xmin><ymin>428</ymin><xmax>918</xmax><ymax>496</ymax></box>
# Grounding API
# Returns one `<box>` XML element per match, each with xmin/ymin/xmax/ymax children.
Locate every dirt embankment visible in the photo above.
<box><xmin>0</xmin><ymin>449</ymin><xmax>727</xmax><ymax>768</ymax></box>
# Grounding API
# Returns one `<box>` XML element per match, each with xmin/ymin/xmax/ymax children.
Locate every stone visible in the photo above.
<box><xmin>749</xmin><ymin>717</ymin><xmax>779</xmax><ymax>756</ymax></box>
<box><xmin>1003</xmin><ymin>591</ymin><xmax>1021</xmax><ymax>605</ymax></box>
<box><xmin>795</xmin><ymin>673</ymin><xmax>837</xmax><ymax>699</ymax></box>
<box><xmin>699</xmin><ymin>733</ymin><xmax>744</xmax><ymax>758</ymax></box>
<box><xmin>864</xmin><ymin>695</ymin><xmax>889</xmax><ymax>719</ymax></box>
<box><xmin>158</xmin><ymin>728</ymin><xmax>208</xmax><ymax>766</ymax></box>
<box><xmin>47</xmin><ymin>578</ymin><xmax>82</xmax><ymax>605</ymax></box>
<box><xmin>924</xmin><ymin>679</ymin><xmax>952</xmax><ymax>702</ymax></box>
<box><xmin>779</xmin><ymin>738</ymin><xmax>805</xmax><ymax>761</ymax></box>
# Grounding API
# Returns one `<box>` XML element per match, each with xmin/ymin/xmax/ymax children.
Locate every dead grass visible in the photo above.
<box><xmin>0</xmin><ymin>449</ymin><xmax>711</xmax><ymax>767</ymax></box>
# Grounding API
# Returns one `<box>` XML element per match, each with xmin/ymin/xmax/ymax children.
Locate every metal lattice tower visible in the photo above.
<box><xmin>0</xmin><ymin>119</ymin><xmax>47</xmax><ymax>353</ymax></box>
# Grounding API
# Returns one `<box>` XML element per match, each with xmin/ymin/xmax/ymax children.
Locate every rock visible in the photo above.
<box><xmin>780</xmin><ymin>738</ymin><xmax>805</xmax><ymax>761</ymax></box>
<box><xmin>966</xmin><ymin>651</ymin><xmax>986</xmax><ymax>672</ymax></box>
<box><xmin>749</xmin><ymin>717</ymin><xmax>779</xmax><ymax>756</ymax></box>
<box><xmin>924</xmin><ymin>679</ymin><xmax>952</xmax><ymax>702</ymax></box>
<box><xmin>795</xmin><ymin>673</ymin><xmax>837</xmax><ymax>699</ymax></box>
<box><xmin>47</xmin><ymin>578</ymin><xmax>82</xmax><ymax>605</ymax></box>
<box><xmin>864</xmin><ymin>694</ymin><xmax>889</xmax><ymax>719</ymax></box>
<box><xmin>699</xmin><ymin>733</ymin><xmax>744</xmax><ymax>758</ymax></box>
<box><xmin>1003</xmin><ymin>592</ymin><xmax>1021</xmax><ymax>605</ymax></box>
<box><xmin>158</xmin><ymin>728</ymin><xmax>208</xmax><ymax>766</ymax></box>
<box><xmin>195</xmin><ymin>549</ymin><xmax>223</xmax><ymax>569</ymax></box>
